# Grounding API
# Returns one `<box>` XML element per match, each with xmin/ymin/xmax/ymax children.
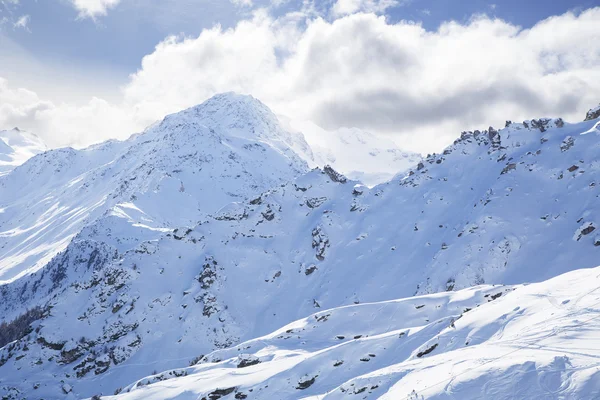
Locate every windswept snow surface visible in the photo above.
<box><xmin>0</xmin><ymin>128</ymin><xmax>47</xmax><ymax>177</ymax></box>
<box><xmin>107</xmin><ymin>266</ymin><xmax>600</xmax><ymax>400</ymax></box>
<box><xmin>1</xmin><ymin>97</ymin><xmax>600</xmax><ymax>399</ymax></box>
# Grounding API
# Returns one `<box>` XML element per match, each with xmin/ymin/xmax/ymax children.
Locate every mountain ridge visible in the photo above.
<box><xmin>0</xmin><ymin>95</ymin><xmax>599</xmax><ymax>399</ymax></box>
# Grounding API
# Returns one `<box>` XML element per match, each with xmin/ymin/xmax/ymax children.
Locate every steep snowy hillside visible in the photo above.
<box><xmin>282</xmin><ymin>118</ymin><xmax>421</xmax><ymax>186</ymax></box>
<box><xmin>0</xmin><ymin>93</ymin><xmax>308</xmax><ymax>282</ymax></box>
<box><xmin>1</xmin><ymin>109</ymin><xmax>599</xmax><ymax>399</ymax></box>
<box><xmin>106</xmin><ymin>265</ymin><xmax>600</xmax><ymax>400</ymax></box>
<box><xmin>0</xmin><ymin>128</ymin><xmax>47</xmax><ymax>176</ymax></box>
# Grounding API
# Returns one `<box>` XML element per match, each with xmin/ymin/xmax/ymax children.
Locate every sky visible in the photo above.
<box><xmin>0</xmin><ymin>0</ymin><xmax>599</xmax><ymax>153</ymax></box>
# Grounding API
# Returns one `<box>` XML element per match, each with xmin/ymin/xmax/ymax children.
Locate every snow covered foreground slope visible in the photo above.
<box><xmin>1</xmin><ymin>98</ymin><xmax>600</xmax><ymax>399</ymax></box>
<box><xmin>109</xmin><ymin>266</ymin><xmax>600</xmax><ymax>400</ymax></box>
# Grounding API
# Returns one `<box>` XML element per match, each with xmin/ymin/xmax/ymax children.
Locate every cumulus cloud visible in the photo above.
<box><xmin>2</xmin><ymin>7</ymin><xmax>600</xmax><ymax>153</ymax></box>
<box><xmin>121</xmin><ymin>8</ymin><xmax>600</xmax><ymax>152</ymax></box>
<box><xmin>0</xmin><ymin>78</ymin><xmax>138</xmax><ymax>147</ymax></box>
<box><xmin>0</xmin><ymin>78</ymin><xmax>50</xmax><ymax>129</ymax></box>
<box><xmin>69</xmin><ymin>0</ymin><xmax>121</xmax><ymax>19</ymax></box>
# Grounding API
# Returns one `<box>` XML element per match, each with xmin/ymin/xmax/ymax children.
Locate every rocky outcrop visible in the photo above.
<box><xmin>311</xmin><ymin>226</ymin><xmax>330</xmax><ymax>261</ymax></box>
<box><xmin>584</xmin><ymin>104</ymin><xmax>600</xmax><ymax>121</ymax></box>
<box><xmin>561</xmin><ymin>136</ymin><xmax>575</xmax><ymax>152</ymax></box>
<box><xmin>323</xmin><ymin>165</ymin><xmax>347</xmax><ymax>183</ymax></box>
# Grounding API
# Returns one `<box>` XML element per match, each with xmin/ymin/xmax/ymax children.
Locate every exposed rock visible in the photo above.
<box><xmin>561</xmin><ymin>136</ymin><xmax>575</xmax><ymax>152</ymax></box>
<box><xmin>305</xmin><ymin>265</ymin><xmax>318</xmax><ymax>276</ymax></box>
<box><xmin>488</xmin><ymin>126</ymin><xmax>501</xmax><ymax>149</ymax></box>
<box><xmin>306</xmin><ymin>197</ymin><xmax>327</xmax><ymax>209</ymax></box>
<box><xmin>204</xmin><ymin>387</ymin><xmax>236</xmax><ymax>400</ymax></box>
<box><xmin>261</xmin><ymin>206</ymin><xmax>275</xmax><ymax>221</ymax></box>
<box><xmin>584</xmin><ymin>104</ymin><xmax>600</xmax><ymax>121</ymax></box>
<box><xmin>312</xmin><ymin>226</ymin><xmax>330</xmax><ymax>261</ymax></box>
<box><xmin>416</xmin><ymin>343</ymin><xmax>438</xmax><ymax>358</ymax></box>
<box><xmin>237</xmin><ymin>355</ymin><xmax>260</xmax><ymax>368</ymax></box>
<box><xmin>296</xmin><ymin>375</ymin><xmax>317</xmax><ymax>390</ymax></box>
<box><xmin>197</xmin><ymin>257</ymin><xmax>219</xmax><ymax>289</ymax></box>
<box><xmin>323</xmin><ymin>165</ymin><xmax>347</xmax><ymax>183</ymax></box>
<box><xmin>530</xmin><ymin>118</ymin><xmax>551</xmax><ymax>132</ymax></box>
<box><xmin>575</xmin><ymin>222</ymin><xmax>597</xmax><ymax>241</ymax></box>
<box><xmin>249</xmin><ymin>196</ymin><xmax>262</xmax><ymax>205</ymax></box>
<box><xmin>582</xmin><ymin>225</ymin><xmax>596</xmax><ymax>236</ymax></box>
<box><xmin>501</xmin><ymin>163</ymin><xmax>516</xmax><ymax>175</ymax></box>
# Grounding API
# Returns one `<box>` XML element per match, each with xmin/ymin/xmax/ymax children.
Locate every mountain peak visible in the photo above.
<box><xmin>149</xmin><ymin>92</ymin><xmax>312</xmax><ymax>174</ymax></box>
<box><xmin>159</xmin><ymin>92</ymin><xmax>280</xmax><ymax>142</ymax></box>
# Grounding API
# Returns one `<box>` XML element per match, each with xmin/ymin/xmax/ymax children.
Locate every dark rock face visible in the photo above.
<box><xmin>323</xmin><ymin>165</ymin><xmax>347</xmax><ymax>183</ymax></box>
<box><xmin>237</xmin><ymin>356</ymin><xmax>260</xmax><ymax>368</ymax></box>
<box><xmin>203</xmin><ymin>387</ymin><xmax>236</xmax><ymax>400</ymax></box>
<box><xmin>312</xmin><ymin>226</ymin><xmax>330</xmax><ymax>261</ymax></box>
<box><xmin>306</xmin><ymin>197</ymin><xmax>327</xmax><ymax>209</ymax></box>
<box><xmin>305</xmin><ymin>265</ymin><xmax>318</xmax><ymax>276</ymax></box>
<box><xmin>531</xmin><ymin>118</ymin><xmax>551</xmax><ymax>132</ymax></box>
<box><xmin>417</xmin><ymin>343</ymin><xmax>438</xmax><ymax>358</ymax></box>
<box><xmin>560</xmin><ymin>136</ymin><xmax>575</xmax><ymax>152</ymax></box>
<box><xmin>582</xmin><ymin>225</ymin><xmax>596</xmax><ymax>236</ymax></box>
<box><xmin>584</xmin><ymin>104</ymin><xmax>600</xmax><ymax>121</ymax></box>
<box><xmin>296</xmin><ymin>376</ymin><xmax>317</xmax><ymax>390</ymax></box>
<box><xmin>488</xmin><ymin>126</ymin><xmax>501</xmax><ymax>149</ymax></box>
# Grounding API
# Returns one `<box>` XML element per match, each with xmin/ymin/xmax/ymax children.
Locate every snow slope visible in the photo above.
<box><xmin>106</xmin><ymin>265</ymin><xmax>600</xmax><ymax>400</ymax></box>
<box><xmin>0</xmin><ymin>128</ymin><xmax>47</xmax><ymax>177</ymax></box>
<box><xmin>1</xmin><ymin>100</ymin><xmax>600</xmax><ymax>399</ymax></box>
<box><xmin>0</xmin><ymin>93</ymin><xmax>308</xmax><ymax>282</ymax></box>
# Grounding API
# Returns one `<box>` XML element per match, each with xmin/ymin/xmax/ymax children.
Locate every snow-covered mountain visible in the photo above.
<box><xmin>1</xmin><ymin>95</ymin><xmax>600</xmax><ymax>399</ymax></box>
<box><xmin>0</xmin><ymin>128</ymin><xmax>47</xmax><ymax>177</ymax></box>
<box><xmin>106</xmin><ymin>265</ymin><xmax>600</xmax><ymax>400</ymax></box>
<box><xmin>281</xmin><ymin>118</ymin><xmax>422</xmax><ymax>187</ymax></box>
<box><xmin>0</xmin><ymin>93</ymin><xmax>308</xmax><ymax>282</ymax></box>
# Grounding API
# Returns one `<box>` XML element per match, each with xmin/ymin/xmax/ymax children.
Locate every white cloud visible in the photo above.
<box><xmin>121</xmin><ymin>8</ymin><xmax>600</xmax><ymax>152</ymax></box>
<box><xmin>2</xmin><ymin>7</ymin><xmax>600</xmax><ymax>153</ymax></box>
<box><xmin>331</xmin><ymin>0</ymin><xmax>400</xmax><ymax>16</ymax></box>
<box><xmin>69</xmin><ymin>0</ymin><xmax>121</xmax><ymax>19</ymax></box>
<box><xmin>231</xmin><ymin>0</ymin><xmax>254</xmax><ymax>7</ymax></box>
<box><xmin>0</xmin><ymin>78</ymin><xmax>138</xmax><ymax>147</ymax></box>
<box><xmin>13</xmin><ymin>14</ymin><xmax>29</xmax><ymax>30</ymax></box>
